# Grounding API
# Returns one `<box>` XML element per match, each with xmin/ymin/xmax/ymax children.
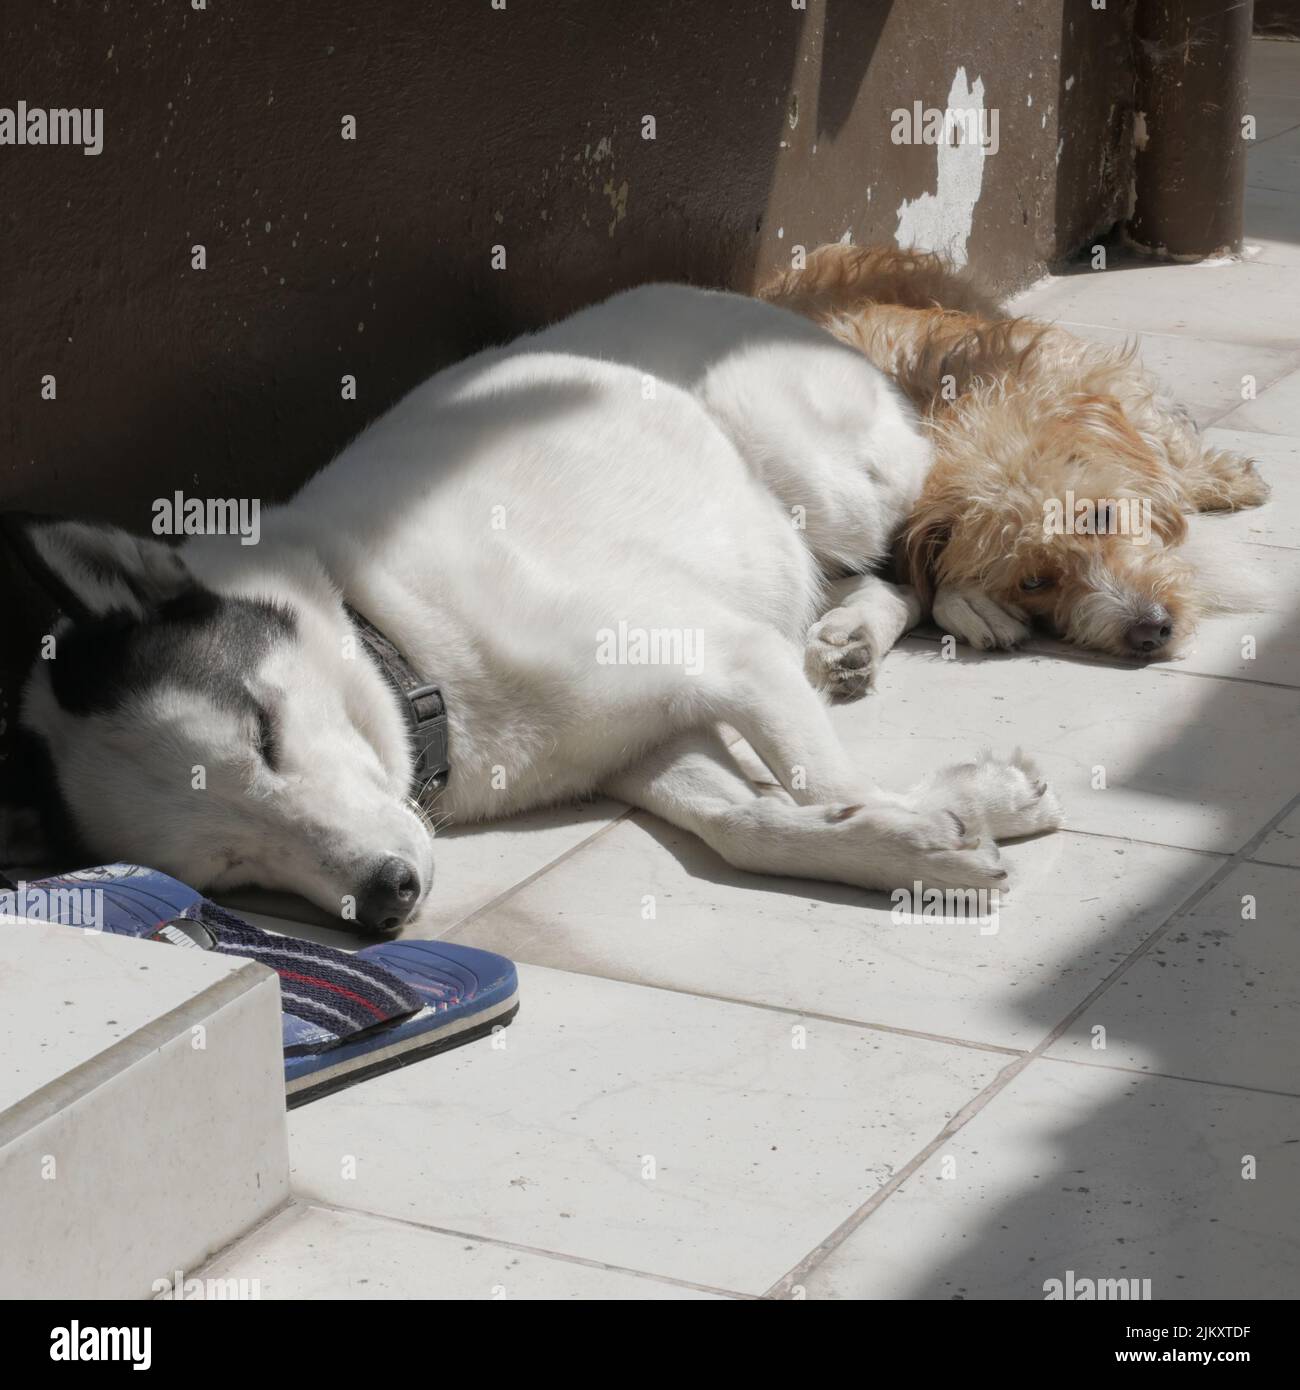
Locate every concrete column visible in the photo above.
<box><xmin>1128</xmin><ymin>0</ymin><xmax>1254</xmax><ymax>258</ymax></box>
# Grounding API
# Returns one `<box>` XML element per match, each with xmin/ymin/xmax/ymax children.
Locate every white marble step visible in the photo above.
<box><xmin>0</xmin><ymin>921</ymin><xmax>289</xmax><ymax>1298</ymax></box>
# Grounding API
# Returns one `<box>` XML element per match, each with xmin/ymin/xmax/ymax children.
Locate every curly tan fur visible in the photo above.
<box><xmin>759</xmin><ymin>244</ymin><xmax>1270</xmax><ymax>658</ymax></box>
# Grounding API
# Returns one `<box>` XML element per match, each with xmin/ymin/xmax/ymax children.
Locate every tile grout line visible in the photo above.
<box><xmin>284</xmin><ymin>1196</ymin><xmax>756</xmax><ymax>1299</ymax></box>
<box><xmin>1247</xmin><ymin>179</ymin><xmax>1300</xmax><ymax>197</ymax></box>
<box><xmin>1204</xmin><ymin>421</ymin><xmax>1300</xmax><ymax>441</ymax></box>
<box><xmin>1042</xmin><ymin>1052</ymin><xmax>1300</xmax><ymax>1101</ymax></box>
<box><xmin>506</xmin><ymin>939</ymin><xmax>1033</xmax><ymax>1055</ymax></box>
<box><xmin>1063</xmin><ymin>827</ymin><xmax>1229</xmax><ymax>856</ymax></box>
<box><xmin>191</xmin><ymin>1192</ymin><xmax>303</xmax><ymax>1287</ymax></box>
<box><xmin>1052</xmin><ymin>318</ymin><xmax>1300</xmax><ymax>374</ymax></box>
<box><xmin>438</xmin><ymin>805</ymin><xmax>639</xmax><ymax>938</ymax></box>
<box><xmin>1203</xmin><ymin>344</ymin><xmax>1300</xmax><ymax>418</ymax></box>
<box><xmin>444</xmin><ymin>819</ymin><xmax>1032</xmax><ymax>1053</ymax></box>
<box><xmin>763</xmin><ymin>789</ymin><xmax>1300</xmax><ymax>1299</ymax></box>
<box><xmin>1012</xmin><ymin>312</ymin><xmax>1300</xmax><ymax>357</ymax></box>
<box><xmin>1249</xmin><ymin>853</ymin><xmax>1300</xmax><ymax>870</ymax></box>
<box><xmin>1203</xmin><ymin>382</ymin><xmax>1300</xmax><ymax>430</ymax></box>
<box><xmin>1148</xmin><ymin>665</ymin><xmax>1300</xmax><ymax>693</ymax></box>
<box><xmin>1253</xmin><ymin>118</ymin><xmax>1300</xmax><ymax>146</ymax></box>
<box><xmin>441</xmin><ymin>824</ymin><xmax>1260</xmax><ymax>1054</ymax></box>
<box><xmin>902</xmin><ymin>633</ymin><xmax>1300</xmax><ymax>691</ymax></box>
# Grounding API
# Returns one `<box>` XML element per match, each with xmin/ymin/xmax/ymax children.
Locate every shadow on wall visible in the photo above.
<box><xmin>816</xmin><ymin>2</ymin><xmax>896</xmax><ymax>139</ymax></box>
<box><xmin>2</xmin><ymin>1</ymin><xmax>887</xmax><ymax>721</ymax></box>
<box><xmin>2</xmin><ymin>2</ymin><xmax>829</xmax><ymax>524</ymax></box>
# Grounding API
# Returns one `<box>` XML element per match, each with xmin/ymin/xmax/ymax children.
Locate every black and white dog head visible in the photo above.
<box><xmin>6</xmin><ymin>517</ymin><xmax>435</xmax><ymax>935</ymax></box>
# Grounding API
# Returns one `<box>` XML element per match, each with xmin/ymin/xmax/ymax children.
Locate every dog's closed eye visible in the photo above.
<box><xmin>252</xmin><ymin>704</ymin><xmax>280</xmax><ymax>771</ymax></box>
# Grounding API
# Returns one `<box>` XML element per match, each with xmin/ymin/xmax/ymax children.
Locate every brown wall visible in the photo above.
<box><xmin>1</xmin><ymin>0</ymin><xmax>1139</xmax><ymax>759</ymax></box>
<box><xmin>1256</xmin><ymin>0</ymin><xmax>1300</xmax><ymax>36</ymax></box>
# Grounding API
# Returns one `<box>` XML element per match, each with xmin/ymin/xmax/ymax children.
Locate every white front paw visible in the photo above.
<box><xmin>932</xmin><ymin>586</ymin><xmax>1030</xmax><ymax>650</ymax></box>
<box><xmin>804</xmin><ymin>608</ymin><xmax>880</xmax><ymax>699</ymax></box>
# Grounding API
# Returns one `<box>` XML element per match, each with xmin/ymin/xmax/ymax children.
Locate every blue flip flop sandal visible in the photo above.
<box><xmin>1</xmin><ymin>863</ymin><xmax>519</xmax><ymax>1107</ymax></box>
<box><xmin>280</xmin><ymin>937</ymin><xmax>519</xmax><ymax>1107</ymax></box>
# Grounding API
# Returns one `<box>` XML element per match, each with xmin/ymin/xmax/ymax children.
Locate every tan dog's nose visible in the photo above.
<box><xmin>1126</xmin><ymin>618</ymin><xmax>1173</xmax><ymax>654</ymax></box>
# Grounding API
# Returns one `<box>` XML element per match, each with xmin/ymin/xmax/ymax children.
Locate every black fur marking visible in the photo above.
<box><xmin>47</xmin><ymin>591</ymin><xmax>297</xmax><ymax>719</ymax></box>
<box><xmin>7</xmin><ymin>594</ymin><xmax>297</xmax><ymax>872</ymax></box>
<box><xmin>1</xmin><ymin>725</ymin><xmax>90</xmax><ymax>868</ymax></box>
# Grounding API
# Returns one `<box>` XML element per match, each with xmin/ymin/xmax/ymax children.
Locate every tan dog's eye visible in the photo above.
<box><xmin>1021</xmin><ymin>576</ymin><xmax>1054</xmax><ymax>592</ymax></box>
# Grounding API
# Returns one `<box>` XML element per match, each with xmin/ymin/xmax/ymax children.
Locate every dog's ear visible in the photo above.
<box><xmin>1061</xmin><ymin>395</ymin><xmax>1190</xmax><ymax>547</ymax></box>
<box><xmin>1143</xmin><ymin>485</ymin><xmax>1189</xmax><ymax>546</ymax></box>
<box><xmin>1</xmin><ymin>514</ymin><xmax>197</xmax><ymax>624</ymax></box>
<box><xmin>1155</xmin><ymin>505</ymin><xmax>1188</xmax><ymax>546</ymax></box>
<box><xmin>894</xmin><ymin>504</ymin><xmax>953</xmax><ymax>609</ymax></box>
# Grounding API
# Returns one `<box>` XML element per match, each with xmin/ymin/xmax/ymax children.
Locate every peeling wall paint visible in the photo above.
<box><xmin>894</xmin><ymin>67</ymin><xmax>989</xmax><ymax>268</ymax></box>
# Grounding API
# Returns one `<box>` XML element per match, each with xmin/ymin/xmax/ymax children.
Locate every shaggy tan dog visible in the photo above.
<box><xmin>760</xmin><ymin>245</ymin><xmax>1269</xmax><ymax>659</ymax></box>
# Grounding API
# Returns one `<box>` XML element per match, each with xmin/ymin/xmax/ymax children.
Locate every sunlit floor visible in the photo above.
<box><xmin>202</xmin><ymin>39</ymin><xmax>1300</xmax><ymax>1299</ymax></box>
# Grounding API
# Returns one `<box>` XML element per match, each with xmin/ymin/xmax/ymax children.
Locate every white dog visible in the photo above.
<box><xmin>10</xmin><ymin>285</ymin><xmax>1061</xmax><ymax>933</ymax></box>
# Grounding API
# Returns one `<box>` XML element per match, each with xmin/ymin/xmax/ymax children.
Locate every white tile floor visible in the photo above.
<box><xmin>202</xmin><ymin>40</ymin><xmax>1300</xmax><ymax>1300</ymax></box>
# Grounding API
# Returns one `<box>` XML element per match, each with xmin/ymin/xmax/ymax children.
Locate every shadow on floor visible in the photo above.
<box><xmin>888</xmin><ymin>583</ymin><xmax>1300</xmax><ymax>1300</ymax></box>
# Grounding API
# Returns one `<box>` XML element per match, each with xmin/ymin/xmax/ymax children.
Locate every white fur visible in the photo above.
<box><xmin>20</xmin><ymin>285</ymin><xmax>1062</xmax><ymax>928</ymax></box>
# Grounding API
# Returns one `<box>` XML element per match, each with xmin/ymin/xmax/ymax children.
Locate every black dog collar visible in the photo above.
<box><xmin>345</xmin><ymin>603</ymin><xmax>449</xmax><ymax>794</ymax></box>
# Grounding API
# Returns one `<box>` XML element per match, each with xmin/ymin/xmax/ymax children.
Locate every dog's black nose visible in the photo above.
<box><xmin>1126</xmin><ymin>618</ymin><xmax>1173</xmax><ymax>653</ymax></box>
<box><xmin>356</xmin><ymin>856</ymin><xmax>422</xmax><ymax>935</ymax></box>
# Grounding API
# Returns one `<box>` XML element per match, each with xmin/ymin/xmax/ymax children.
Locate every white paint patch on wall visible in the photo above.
<box><xmin>894</xmin><ymin>67</ymin><xmax>989</xmax><ymax>269</ymax></box>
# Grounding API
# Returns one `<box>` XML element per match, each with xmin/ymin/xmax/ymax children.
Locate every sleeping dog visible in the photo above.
<box><xmin>6</xmin><ymin>285</ymin><xmax>1060</xmax><ymax>934</ymax></box>
<box><xmin>762</xmin><ymin>244</ymin><xmax>1269</xmax><ymax>659</ymax></box>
